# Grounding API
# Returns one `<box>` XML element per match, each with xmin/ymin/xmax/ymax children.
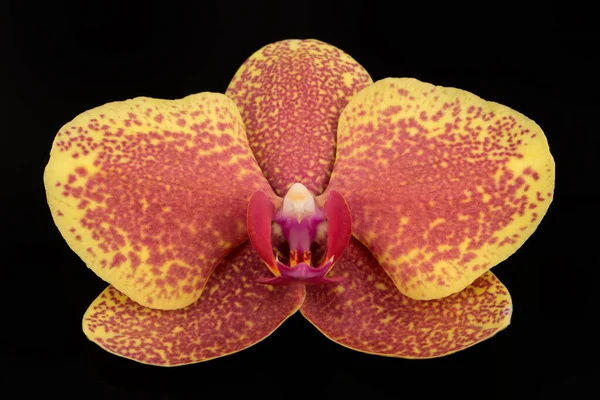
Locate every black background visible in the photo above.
<box><xmin>4</xmin><ymin>1</ymin><xmax>599</xmax><ymax>398</ymax></box>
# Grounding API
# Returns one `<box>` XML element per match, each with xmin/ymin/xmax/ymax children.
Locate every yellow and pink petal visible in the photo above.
<box><xmin>301</xmin><ymin>238</ymin><xmax>512</xmax><ymax>358</ymax></box>
<box><xmin>322</xmin><ymin>78</ymin><xmax>555</xmax><ymax>300</ymax></box>
<box><xmin>83</xmin><ymin>241</ymin><xmax>305</xmax><ymax>366</ymax></box>
<box><xmin>226</xmin><ymin>39</ymin><xmax>372</xmax><ymax>197</ymax></box>
<box><xmin>44</xmin><ymin>93</ymin><xmax>274</xmax><ymax>310</ymax></box>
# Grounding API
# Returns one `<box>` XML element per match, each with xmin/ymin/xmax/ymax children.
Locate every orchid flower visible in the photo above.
<box><xmin>44</xmin><ymin>39</ymin><xmax>554</xmax><ymax>366</ymax></box>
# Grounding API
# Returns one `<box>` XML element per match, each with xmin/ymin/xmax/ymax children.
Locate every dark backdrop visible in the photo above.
<box><xmin>4</xmin><ymin>1</ymin><xmax>598</xmax><ymax>398</ymax></box>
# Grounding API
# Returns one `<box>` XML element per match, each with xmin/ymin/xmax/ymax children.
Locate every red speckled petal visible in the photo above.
<box><xmin>44</xmin><ymin>93</ymin><xmax>274</xmax><ymax>310</ymax></box>
<box><xmin>247</xmin><ymin>190</ymin><xmax>281</xmax><ymax>275</ymax></box>
<box><xmin>323</xmin><ymin>78</ymin><xmax>555</xmax><ymax>300</ymax></box>
<box><xmin>301</xmin><ymin>238</ymin><xmax>512</xmax><ymax>358</ymax></box>
<box><xmin>83</xmin><ymin>241</ymin><xmax>305</xmax><ymax>366</ymax></box>
<box><xmin>319</xmin><ymin>191</ymin><xmax>351</xmax><ymax>269</ymax></box>
<box><xmin>226</xmin><ymin>39</ymin><xmax>372</xmax><ymax>196</ymax></box>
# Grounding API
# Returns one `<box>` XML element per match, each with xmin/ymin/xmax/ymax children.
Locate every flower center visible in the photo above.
<box><xmin>274</xmin><ymin>183</ymin><xmax>326</xmax><ymax>267</ymax></box>
<box><xmin>247</xmin><ymin>183</ymin><xmax>352</xmax><ymax>286</ymax></box>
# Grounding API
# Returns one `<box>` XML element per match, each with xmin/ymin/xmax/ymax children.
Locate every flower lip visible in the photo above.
<box><xmin>256</xmin><ymin>257</ymin><xmax>343</xmax><ymax>286</ymax></box>
<box><xmin>247</xmin><ymin>184</ymin><xmax>352</xmax><ymax>286</ymax></box>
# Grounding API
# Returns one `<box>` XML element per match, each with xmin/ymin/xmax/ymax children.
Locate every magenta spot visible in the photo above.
<box><xmin>71</xmin><ymin>187</ymin><xmax>83</xmax><ymax>198</ymax></box>
<box><xmin>110</xmin><ymin>253</ymin><xmax>127</xmax><ymax>268</ymax></box>
<box><xmin>128</xmin><ymin>251</ymin><xmax>141</xmax><ymax>270</ymax></box>
<box><xmin>498</xmin><ymin>237</ymin><xmax>517</xmax><ymax>246</ymax></box>
<box><xmin>78</xmin><ymin>199</ymin><xmax>89</xmax><ymax>209</ymax></box>
<box><xmin>381</xmin><ymin>105</ymin><xmax>403</xmax><ymax>117</ymax></box>
<box><xmin>536</xmin><ymin>192</ymin><xmax>545</xmax><ymax>202</ymax></box>
<box><xmin>460</xmin><ymin>252</ymin><xmax>477</xmax><ymax>265</ymax></box>
<box><xmin>177</xmin><ymin>118</ymin><xmax>186</xmax><ymax>127</ymax></box>
<box><xmin>57</xmin><ymin>210</ymin><xmax>64</xmax><ymax>217</ymax></box>
<box><xmin>154</xmin><ymin>114</ymin><xmax>164</xmax><ymax>123</ymax></box>
<box><xmin>75</xmin><ymin>235</ymin><xmax>82</xmax><ymax>241</ymax></box>
<box><xmin>217</xmin><ymin>122</ymin><xmax>233</xmax><ymax>131</ymax></box>
<box><xmin>431</xmin><ymin>110</ymin><xmax>444</xmax><ymax>122</ymax></box>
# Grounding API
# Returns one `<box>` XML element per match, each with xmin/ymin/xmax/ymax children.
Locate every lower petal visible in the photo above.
<box><xmin>301</xmin><ymin>238</ymin><xmax>512</xmax><ymax>359</ymax></box>
<box><xmin>83</xmin><ymin>241</ymin><xmax>305</xmax><ymax>366</ymax></box>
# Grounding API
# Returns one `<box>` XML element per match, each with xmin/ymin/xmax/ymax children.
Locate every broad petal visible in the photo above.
<box><xmin>301</xmin><ymin>238</ymin><xmax>512</xmax><ymax>359</ymax></box>
<box><xmin>226</xmin><ymin>39</ymin><xmax>372</xmax><ymax>196</ymax></box>
<box><xmin>44</xmin><ymin>93</ymin><xmax>274</xmax><ymax>309</ymax></box>
<box><xmin>83</xmin><ymin>241</ymin><xmax>305</xmax><ymax>366</ymax></box>
<box><xmin>323</xmin><ymin>78</ymin><xmax>555</xmax><ymax>299</ymax></box>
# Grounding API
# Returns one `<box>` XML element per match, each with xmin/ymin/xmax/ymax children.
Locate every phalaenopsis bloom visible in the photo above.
<box><xmin>44</xmin><ymin>39</ymin><xmax>554</xmax><ymax>366</ymax></box>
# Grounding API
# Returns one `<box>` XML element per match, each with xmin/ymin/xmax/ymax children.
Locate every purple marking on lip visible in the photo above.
<box><xmin>256</xmin><ymin>258</ymin><xmax>343</xmax><ymax>285</ymax></box>
<box><xmin>273</xmin><ymin>209</ymin><xmax>325</xmax><ymax>254</ymax></box>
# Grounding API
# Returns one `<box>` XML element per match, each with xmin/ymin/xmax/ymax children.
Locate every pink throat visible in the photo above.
<box><xmin>247</xmin><ymin>189</ymin><xmax>352</xmax><ymax>286</ymax></box>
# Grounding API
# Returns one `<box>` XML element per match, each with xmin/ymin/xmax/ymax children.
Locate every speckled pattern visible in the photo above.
<box><xmin>322</xmin><ymin>78</ymin><xmax>555</xmax><ymax>300</ymax></box>
<box><xmin>44</xmin><ymin>40</ymin><xmax>554</xmax><ymax>366</ymax></box>
<box><xmin>226</xmin><ymin>39</ymin><xmax>372</xmax><ymax>196</ymax></box>
<box><xmin>83</xmin><ymin>242</ymin><xmax>305</xmax><ymax>366</ymax></box>
<box><xmin>44</xmin><ymin>93</ymin><xmax>274</xmax><ymax>309</ymax></box>
<box><xmin>301</xmin><ymin>238</ymin><xmax>512</xmax><ymax>358</ymax></box>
